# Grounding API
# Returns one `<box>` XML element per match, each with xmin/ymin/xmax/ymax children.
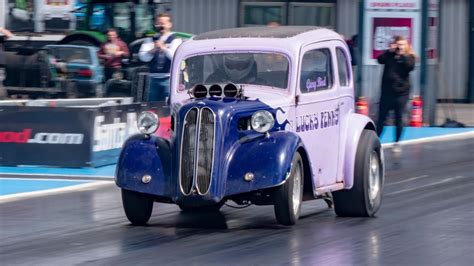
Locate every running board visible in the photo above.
<box><xmin>315</xmin><ymin>182</ymin><xmax>345</xmax><ymax>196</ymax></box>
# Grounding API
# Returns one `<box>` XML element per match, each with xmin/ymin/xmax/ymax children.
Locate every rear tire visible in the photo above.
<box><xmin>333</xmin><ymin>129</ymin><xmax>384</xmax><ymax>217</ymax></box>
<box><xmin>121</xmin><ymin>189</ymin><xmax>153</xmax><ymax>226</ymax></box>
<box><xmin>273</xmin><ymin>153</ymin><xmax>304</xmax><ymax>226</ymax></box>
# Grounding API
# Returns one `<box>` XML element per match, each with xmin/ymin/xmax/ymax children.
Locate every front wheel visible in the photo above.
<box><xmin>121</xmin><ymin>189</ymin><xmax>153</xmax><ymax>226</ymax></box>
<box><xmin>333</xmin><ymin>129</ymin><xmax>384</xmax><ymax>217</ymax></box>
<box><xmin>273</xmin><ymin>153</ymin><xmax>304</xmax><ymax>226</ymax></box>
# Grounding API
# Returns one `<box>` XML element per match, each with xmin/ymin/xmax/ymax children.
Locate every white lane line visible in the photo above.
<box><xmin>0</xmin><ymin>173</ymin><xmax>114</xmax><ymax>179</ymax></box>
<box><xmin>0</xmin><ymin>181</ymin><xmax>112</xmax><ymax>203</ymax></box>
<box><xmin>0</xmin><ymin>177</ymin><xmax>109</xmax><ymax>182</ymax></box>
<box><xmin>386</xmin><ymin>175</ymin><xmax>429</xmax><ymax>186</ymax></box>
<box><xmin>386</xmin><ymin>176</ymin><xmax>467</xmax><ymax>196</ymax></box>
<box><xmin>381</xmin><ymin>131</ymin><xmax>474</xmax><ymax>148</ymax></box>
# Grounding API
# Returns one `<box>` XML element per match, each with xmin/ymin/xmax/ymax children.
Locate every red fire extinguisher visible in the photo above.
<box><xmin>355</xmin><ymin>97</ymin><xmax>369</xmax><ymax>116</ymax></box>
<box><xmin>409</xmin><ymin>96</ymin><xmax>423</xmax><ymax>127</ymax></box>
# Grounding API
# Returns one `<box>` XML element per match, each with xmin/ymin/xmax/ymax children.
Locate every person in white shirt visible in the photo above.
<box><xmin>139</xmin><ymin>13</ymin><xmax>182</xmax><ymax>101</ymax></box>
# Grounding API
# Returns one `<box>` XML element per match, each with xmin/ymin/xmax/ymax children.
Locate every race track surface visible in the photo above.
<box><xmin>1</xmin><ymin>137</ymin><xmax>473</xmax><ymax>265</ymax></box>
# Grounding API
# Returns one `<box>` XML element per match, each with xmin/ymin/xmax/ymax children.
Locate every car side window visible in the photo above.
<box><xmin>300</xmin><ymin>48</ymin><xmax>333</xmax><ymax>93</ymax></box>
<box><xmin>336</xmin><ymin>47</ymin><xmax>350</xmax><ymax>87</ymax></box>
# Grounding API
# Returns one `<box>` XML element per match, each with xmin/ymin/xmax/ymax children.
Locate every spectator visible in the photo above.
<box><xmin>347</xmin><ymin>34</ymin><xmax>358</xmax><ymax>66</ymax></box>
<box><xmin>98</xmin><ymin>28</ymin><xmax>129</xmax><ymax>81</ymax></box>
<box><xmin>139</xmin><ymin>13</ymin><xmax>182</xmax><ymax>101</ymax></box>
<box><xmin>376</xmin><ymin>36</ymin><xmax>416</xmax><ymax>153</ymax></box>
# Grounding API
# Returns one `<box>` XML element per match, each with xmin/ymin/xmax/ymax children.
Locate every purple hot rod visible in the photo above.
<box><xmin>115</xmin><ymin>26</ymin><xmax>384</xmax><ymax>226</ymax></box>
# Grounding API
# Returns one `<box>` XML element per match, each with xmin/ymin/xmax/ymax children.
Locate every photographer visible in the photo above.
<box><xmin>376</xmin><ymin>36</ymin><xmax>416</xmax><ymax>153</ymax></box>
<box><xmin>139</xmin><ymin>13</ymin><xmax>182</xmax><ymax>101</ymax></box>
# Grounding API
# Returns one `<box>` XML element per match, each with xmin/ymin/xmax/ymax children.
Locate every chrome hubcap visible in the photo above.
<box><xmin>292</xmin><ymin>163</ymin><xmax>302</xmax><ymax>215</ymax></box>
<box><xmin>368</xmin><ymin>151</ymin><xmax>381</xmax><ymax>207</ymax></box>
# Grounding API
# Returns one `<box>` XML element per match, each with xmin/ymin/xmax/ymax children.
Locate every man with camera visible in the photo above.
<box><xmin>139</xmin><ymin>13</ymin><xmax>182</xmax><ymax>102</ymax></box>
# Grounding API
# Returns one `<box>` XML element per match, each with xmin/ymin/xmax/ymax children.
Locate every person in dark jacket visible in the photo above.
<box><xmin>376</xmin><ymin>35</ymin><xmax>415</xmax><ymax>153</ymax></box>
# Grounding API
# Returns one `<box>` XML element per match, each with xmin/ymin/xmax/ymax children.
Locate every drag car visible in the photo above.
<box><xmin>116</xmin><ymin>26</ymin><xmax>385</xmax><ymax>226</ymax></box>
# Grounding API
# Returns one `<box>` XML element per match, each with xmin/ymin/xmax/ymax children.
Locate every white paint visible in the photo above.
<box><xmin>0</xmin><ymin>181</ymin><xmax>112</xmax><ymax>203</ymax></box>
<box><xmin>381</xmin><ymin>131</ymin><xmax>474</xmax><ymax>147</ymax></box>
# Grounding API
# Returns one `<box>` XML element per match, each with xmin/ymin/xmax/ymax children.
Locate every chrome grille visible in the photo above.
<box><xmin>179</xmin><ymin>107</ymin><xmax>215</xmax><ymax>195</ymax></box>
<box><xmin>180</xmin><ymin>108</ymin><xmax>198</xmax><ymax>195</ymax></box>
<box><xmin>196</xmin><ymin>108</ymin><xmax>215</xmax><ymax>194</ymax></box>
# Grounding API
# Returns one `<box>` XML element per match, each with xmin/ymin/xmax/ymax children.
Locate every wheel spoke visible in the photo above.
<box><xmin>368</xmin><ymin>151</ymin><xmax>380</xmax><ymax>206</ymax></box>
<box><xmin>292</xmin><ymin>163</ymin><xmax>302</xmax><ymax>215</ymax></box>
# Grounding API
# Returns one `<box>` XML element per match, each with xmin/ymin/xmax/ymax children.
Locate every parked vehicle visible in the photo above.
<box><xmin>117</xmin><ymin>26</ymin><xmax>385</xmax><ymax>226</ymax></box>
<box><xmin>46</xmin><ymin>44</ymin><xmax>104</xmax><ymax>98</ymax></box>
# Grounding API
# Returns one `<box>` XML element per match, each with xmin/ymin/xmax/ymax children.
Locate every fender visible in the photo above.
<box><xmin>340</xmin><ymin>113</ymin><xmax>376</xmax><ymax>189</ymax></box>
<box><xmin>115</xmin><ymin>134</ymin><xmax>174</xmax><ymax>198</ymax></box>
<box><xmin>223</xmin><ymin>131</ymin><xmax>306</xmax><ymax>196</ymax></box>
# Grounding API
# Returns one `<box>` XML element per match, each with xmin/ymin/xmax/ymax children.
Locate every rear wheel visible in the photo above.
<box><xmin>333</xmin><ymin>129</ymin><xmax>384</xmax><ymax>217</ymax></box>
<box><xmin>273</xmin><ymin>153</ymin><xmax>304</xmax><ymax>226</ymax></box>
<box><xmin>121</xmin><ymin>189</ymin><xmax>153</xmax><ymax>226</ymax></box>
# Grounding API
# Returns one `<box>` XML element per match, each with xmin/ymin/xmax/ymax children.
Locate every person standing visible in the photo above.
<box><xmin>98</xmin><ymin>28</ymin><xmax>129</xmax><ymax>82</ymax></box>
<box><xmin>376</xmin><ymin>36</ymin><xmax>416</xmax><ymax>153</ymax></box>
<box><xmin>139</xmin><ymin>13</ymin><xmax>182</xmax><ymax>101</ymax></box>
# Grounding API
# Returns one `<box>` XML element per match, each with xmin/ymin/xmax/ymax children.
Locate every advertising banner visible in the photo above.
<box><xmin>363</xmin><ymin>8</ymin><xmax>420</xmax><ymax>65</ymax></box>
<box><xmin>0</xmin><ymin>106</ymin><xmax>93</xmax><ymax>167</ymax></box>
<box><xmin>0</xmin><ymin>101</ymin><xmax>170</xmax><ymax>167</ymax></box>
<box><xmin>366</xmin><ymin>0</ymin><xmax>420</xmax><ymax>10</ymax></box>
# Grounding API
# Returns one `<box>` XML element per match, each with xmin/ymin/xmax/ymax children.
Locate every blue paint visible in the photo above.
<box><xmin>0</xmin><ymin>179</ymin><xmax>89</xmax><ymax>196</ymax></box>
<box><xmin>379</xmin><ymin>126</ymin><xmax>474</xmax><ymax>144</ymax></box>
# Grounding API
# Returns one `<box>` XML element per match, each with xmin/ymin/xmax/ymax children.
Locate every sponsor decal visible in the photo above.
<box><xmin>306</xmin><ymin>77</ymin><xmax>327</xmax><ymax>91</ymax></box>
<box><xmin>93</xmin><ymin>113</ymin><xmax>138</xmax><ymax>152</ymax></box>
<box><xmin>0</xmin><ymin>129</ymin><xmax>84</xmax><ymax>144</ymax></box>
<box><xmin>296</xmin><ymin>106</ymin><xmax>339</xmax><ymax>133</ymax></box>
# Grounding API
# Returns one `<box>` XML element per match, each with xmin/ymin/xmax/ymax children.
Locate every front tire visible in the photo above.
<box><xmin>273</xmin><ymin>153</ymin><xmax>304</xmax><ymax>226</ymax></box>
<box><xmin>333</xmin><ymin>129</ymin><xmax>384</xmax><ymax>217</ymax></box>
<box><xmin>121</xmin><ymin>189</ymin><xmax>153</xmax><ymax>226</ymax></box>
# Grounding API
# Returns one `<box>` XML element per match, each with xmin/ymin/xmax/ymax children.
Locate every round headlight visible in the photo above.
<box><xmin>137</xmin><ymin>111</ymin><xmax>159</xmax><ymax>135</ymax></box>
<box><xmin>251</xmin><ymin>110</ymin><xmax>275</xmax><ymax>133</ymax></box>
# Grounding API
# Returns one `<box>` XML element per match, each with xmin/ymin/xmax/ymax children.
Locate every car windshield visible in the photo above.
<box><xmin>49</xmin><ymin>47</ymin><xmax>92</xmax><ymax>64</ymax></box>
<box><xmin>179</xmin><ymin>53</ymin><xmax>289</xmax><ymax>90</ymax></box>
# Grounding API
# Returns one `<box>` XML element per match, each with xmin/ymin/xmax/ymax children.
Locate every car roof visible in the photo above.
<box><xmin>186</xmin><ymin>26</ymin><xmax>344</xmax><ymax>54</ymax></box>
<box><xmin>194</xmin><ymin>26</ymin><xmax>324</xmax><ymax>40</ymax></box>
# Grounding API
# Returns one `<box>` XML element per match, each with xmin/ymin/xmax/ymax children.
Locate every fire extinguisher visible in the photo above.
<box><xmin>355</xmin><ymin>96</ymin><xmax>369</xmax><ymax>116</ymax></box>
<box><xmin>409</xmin><ymin>96</ymin><xmax>423</xmax><ymax>127</ymax></box>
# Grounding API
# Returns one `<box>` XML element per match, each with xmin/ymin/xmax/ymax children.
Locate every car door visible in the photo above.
<box><xmin>295</xmin><ymin>41</ymin><xmax>341</xmax><ymax>188</ymax></box>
